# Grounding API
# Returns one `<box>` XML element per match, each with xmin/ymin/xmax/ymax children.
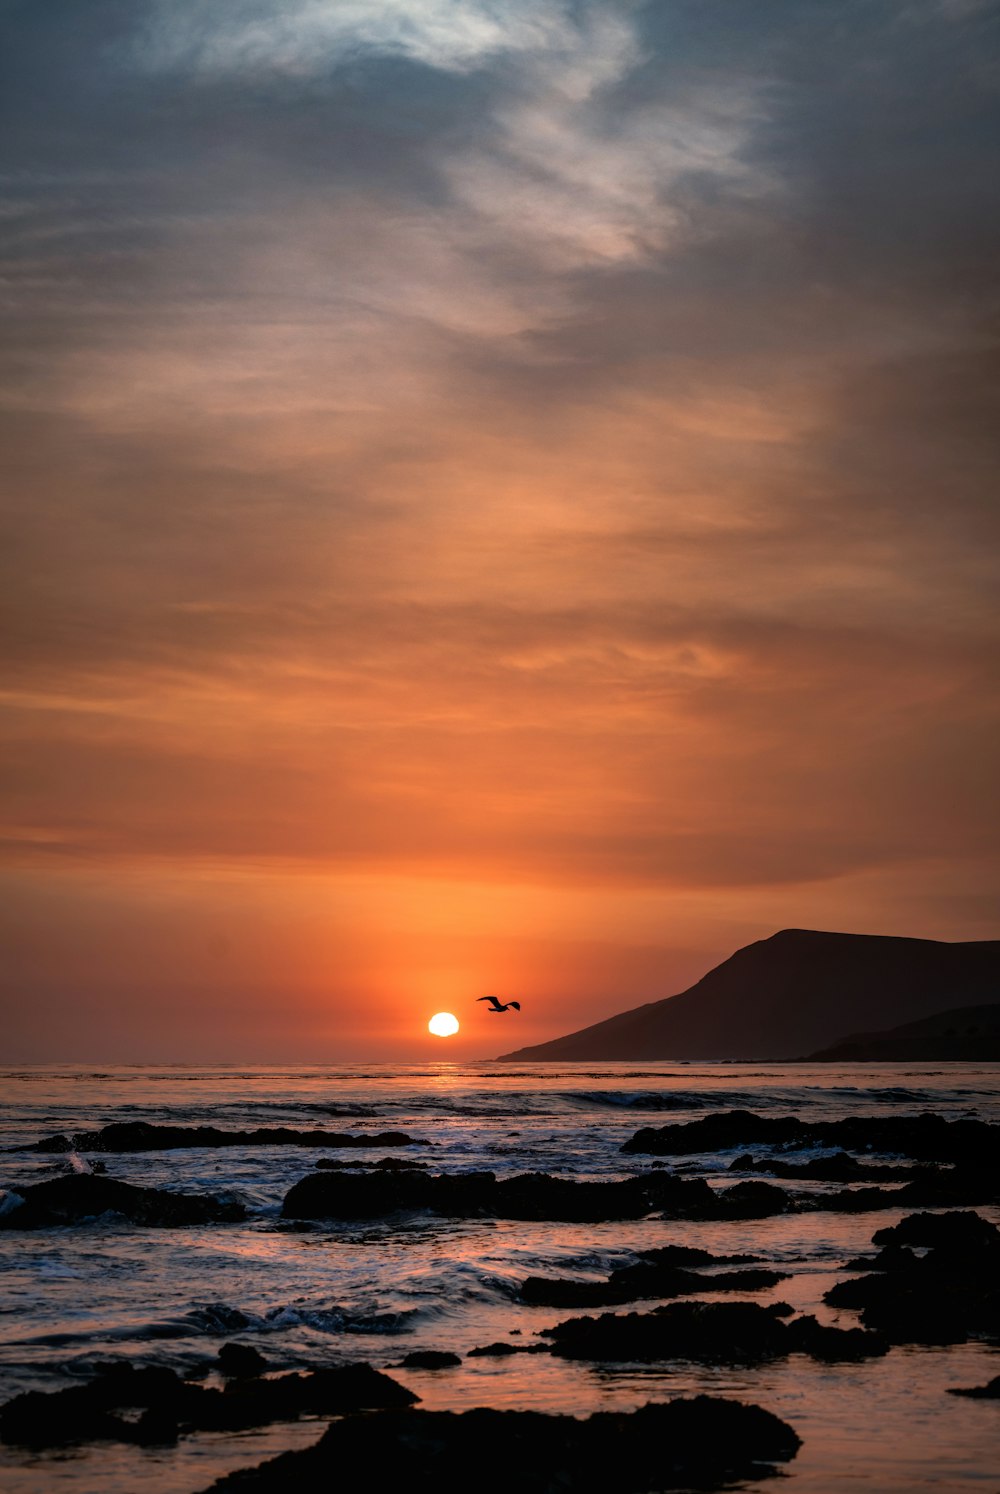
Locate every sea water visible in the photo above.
<box><xmin>1</xmin><ymin>1062</ymin><xmax>999</xmax><ymax>1493</ymax></box>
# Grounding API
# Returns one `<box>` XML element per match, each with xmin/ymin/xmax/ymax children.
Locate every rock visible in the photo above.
<box><xmin>520</xmin><ymin>1262</ymin><xmax>787</xmax><ymax>1310</ymax></box>
<box><xmin>281</xmin><ymin>1169</ymin><xmax>485</xmax><ymax>1220</ymax></box>
<box><xmin>199</xmin><ymin>1397</ymin><xmax>801</xmax><ymax>1492</ymax></box>
<box><xmin>729</xmin><ymin>1152</ymin><xmax>911</xmax><ymax>1183</ymax></box>
<box><xmin>784</xmin><ymin>1315</ymin><xmax>888</xmax><ymax>1361</ymax></box>
<box><xmin>947</xmin><ymin>1375</ymin><xmax>1000</xmax><ymax>1399</ymax></box>
<box><xmin>623</xmin><ymin>1110</ymin><xmax>801</xmax><ymax>1156</ymax></box>
<box><xmin>824</xmin><ymin>1211</ymin><xmax>1000</xmax><ymax>1344</ymax></box>
<box><xmin>0</xmin><ymin>1174</ymin><xmax>246</xmax><ymax>1230</ymax></box>
<box><xmin>797</xmin><ymin>1169</ymin><xmax>1000</xmax><ymax>1213</ymax></box>
<box><xmin>279</xmin><ymin>1167</ymin><xmax>783</xmax><ymax>1224</ymax></box>
<box><xmin>811</xmin><ymin>1187</ymin><xmax>904</xmax><ymax>1214</ymax></box>
<box><xmin>714</xmin><ymin>1180</ymin><xmax>792</xmax><ymax>1217</ymax></box>
<box><xmin>621</xmin><ymin>1110</ymin><xmax>1000</xmax><ymax>1166</ymax></box>
<box><xmin>637</xmin><ymin>1245</ymin><xmax>762</xmax><ymax>1266</ymax></box>
<box><xmin>892</xmin><ymin>1169</ymin><xmax>1000</xmax><ymax>1209</ymax></box>
<box><xmin>396</xmin><ymin>1351</ymin><xmax>461</xmax><ymax>1369</ymax></box>
<box><xmin>609</xmin><ymin>1263</ymin><xmax>787</xmax><ymax>1299</ymax></box>
<box><xmin>217</xmin><ymin>1344</ymin><xmax>268</xmax><ymax>1379</ymax></box>
<box><xmin>544</xmin><ymin>1300</ymin><xmax>885</xmax><ymax>1366</ymax></box>
<box><xmin>871</xmin><ymin>1210</ymin><xmax>1000</xmax><ymax>1253</ymax></box>
<box><xmin>544</xmin><ymin>1301</ymin><xmax>790</xmax><ymax>1364</ymax></box>
<box><xmin>843</xmin><ymin>1244</ymin><xmax>921</xmax><ymax>1273</ymax></box>
<box><xmin>0</xmin><ymin>1362</ymin><xmax>417</xmax><ymax>1449</ymax></box>
<box><xmin>467</xmin><ymin>1342</ymin><xmax>548</xmax><ymax>1357</ymax></box>
<box><xmin>495</xmin><ymin>1173</ymin><xmax>662</xmax><ymax>1222</ymax></box>
<box><xmin>20</xmin><ymin>1122</ymin><xmax>422</xmax><ymax>1153</ymax></box>
<box><xmin>520</xmin><ymin>1277</ymin><xmax>624</xmax><ymax>1308</ymax></box>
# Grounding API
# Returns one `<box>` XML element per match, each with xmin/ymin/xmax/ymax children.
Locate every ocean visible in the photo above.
<box><xmin>1</xmin><ymin>1061</ymin><xmax>999</xmax><ymax>1493</ymax></box>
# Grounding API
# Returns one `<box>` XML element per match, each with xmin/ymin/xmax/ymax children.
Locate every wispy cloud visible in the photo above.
<box><xmin>135</xmin><ymin>0</ymin><xmax>568</xmax><ymax>76</ymax></box>
<box><xmin>1</xmin><ymin>0</ymin><xmax>998</xmax><ymax>1055</ymax></box>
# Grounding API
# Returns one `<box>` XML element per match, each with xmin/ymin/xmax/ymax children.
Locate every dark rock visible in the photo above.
<box><xmin>396</xmin><ymin>1351</ymin><xmax>461</xmax><ymax>1369</ymax></box>
<box><xmin>729</xmin><ymin>1152</ymin><xmax>912</xmax><ymax>1183</ymax></box>
<box><xmin>544</xmin><ymin>1300</ymin><xmax>885</xmax><ymax>1366</ymax></box>
<box><xmin>545</xmin><ymin>1301</ymin><xmax>792</xmax><ymax>1364</ymax></box>
<box><xmin>274</xmin><ymin>1365</ymin><xmax>418</xmax><ymax>1416</ymax></box>
<box><xmin>623</xmin><ymin>1110</ymin><xmax>799</xmax><ymax>1156</ymax></box>
<box><xmin>812</xmin><ymin>1186</ymin><xmax>904</xmax><ymax>1214</ymax></box>
<box><xmin>281</xmin><ymin>1169</ymin><xmax>486</xmax><ymax>1220</ymax></box>
<box><xmin>21</xmin><ymin>1122</ymin><xmax>421</xmax><ymax>1153</ymax></box>
<box><xmin>279</xmin><ymin>1167</ymin><xmax>780</xmax><ymax>1224</ymax></box>
<box><xmin>637</xmin><ymin>1244</ymin><xmax>762</xmax><ymax>1266</ymax></box>
<box><xmin>893</xmin><ymin>1169</ymin><xmax>1000</xmax><ymax>1209</ymax></box>
<box><xmin>843</xmin><ymin>1244</ymin><xmax>921</xmax><ymax>1273</ymax></box>
<box><xmin>824</xmin><ymin>1211</ymin><xmax>1000</xmax><ymax>1344</ymax></box>
<box><xmin>871</xmin><ymin>1210</ymin><xmax>1000</xmax><ymax>1253</ymax></box>
<box><xmin>494</xmin><ymin>1173</ymin><xmax>661</xmax><ymax>1222</ymax></box>
<box><xmin>520</xmin><ymin>1262</ymin><xmax>786</xmax><ymax>1310</ymax></box>
<box><xmin>622</xmin><ymin>1110</ymin><xmax>1000</xmax><ymax>1166</ymax></box>
<box><xmin>199</xmin><ymin>1397</ymin><xmax>801</xmax><ymax>1492</ymax></box>
<box><xmin>792</xmin><ymin>1167</ymin><xmax>1000</xmax><ymax>1213</ymax></box>
<box><xmin>132</xmin><ymin>1406</ymin><xmax>181</xmax><ymax>1445</ymax></box>
<box><xmin>784</xmin><ymin>1315</ymin><xmax>888</xmax><ymax>1361</ymax></box>
<box><xmin>466</xmin><ymin>1342</ymin><xmax>548</xmax><ymax>1357</ymax></box>
<box><xmin>520</xmin><ymin>1277</ymin><xmax>624</xmax><ymax>1309</ymax></box>
<box><xmin>714</xmin><ymin>1180</ymin><xmax>791</xmax><ymax>1217</ymax></box>
<box><xmin>217</xmin><ymin>1344</ymin><xmax>268</xmax><ymax>1379</ymax></box>
<box><xmin>947</xmin><ymin>1375</ymin><xmax>1000</xmax><ymax>1399</ymax></box>
<box><xmin>715</xmin><ymin>1266</ymin><xmax>786</xmax><ymax>1289</ymax></box>
<box><xmin>0</xmin><ymin>1174</ymin><xmax>246</xmax><ymax>1230</ymax></box>
<box><xmin>0</xmin><ymin>1361</ymin><xmax>417</xmax><ymax>1449</ymax></box>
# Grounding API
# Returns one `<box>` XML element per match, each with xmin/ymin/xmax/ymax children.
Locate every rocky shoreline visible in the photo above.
<box><xmin>3</xmin><ymin>1104</ymin><xmax>998</xmax><ymax>1491</ymax></box>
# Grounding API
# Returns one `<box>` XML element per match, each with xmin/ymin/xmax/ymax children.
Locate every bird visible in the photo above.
<box><xmin>477</xmin><ymin>995</ymin><xmax>521</xmax><ymax>1013</ymax></box>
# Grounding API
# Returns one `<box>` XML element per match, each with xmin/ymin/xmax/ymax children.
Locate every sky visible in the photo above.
<box><xmin>1</xmin><ymin>0</ymin><xmax>998</xmax><ymax>1062</ymax></box>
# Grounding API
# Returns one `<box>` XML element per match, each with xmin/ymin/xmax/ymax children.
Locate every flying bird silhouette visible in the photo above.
<box><xmin>477</xmin><ymin>996</ymin><xmax>521</xmax><ymax>1012</ymax></box>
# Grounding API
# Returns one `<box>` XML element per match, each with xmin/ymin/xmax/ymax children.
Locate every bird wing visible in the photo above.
<box><xmin>477</xmin><ymin>996</ymin><xmax>502</xmax><ymax>1008</ymax></box>
<box><xmin>508</xmin><ymin>1001</ymin><xmax>521</xmax><ymax>1010</ymax></box>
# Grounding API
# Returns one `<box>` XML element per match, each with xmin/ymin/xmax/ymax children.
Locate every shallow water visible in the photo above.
<box><xmin>1</xmin><ymin>1062</ymin><xmax>999</xmax><ymax>1492</ymax></box>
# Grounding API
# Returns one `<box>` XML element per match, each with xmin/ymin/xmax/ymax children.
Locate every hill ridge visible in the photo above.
<box><xmin>496</xmin><ymin>928</ymin><xmax>1000</xmax><ymax>1062</ymax></box>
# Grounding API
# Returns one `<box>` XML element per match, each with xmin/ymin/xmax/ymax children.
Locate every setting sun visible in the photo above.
<box><xmin>428</xmin><ymin>1012</ymin><xmax>460</xmax><ymax>1037</ymax></box>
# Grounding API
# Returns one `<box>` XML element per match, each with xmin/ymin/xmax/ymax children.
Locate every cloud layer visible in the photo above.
<box><xmin>1</xmin><ymin>0</ymin><xmax>997</xmax><ymax>1057</ymax></box>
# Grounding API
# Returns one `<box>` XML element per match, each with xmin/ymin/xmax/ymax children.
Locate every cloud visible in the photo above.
<box><xmin>1</xmin><ymin>0</ymin><xmax>998</xmax><ymax>1053</ymax></box>
<box><xmin>134</xmin><ymin>0</ymin><xmax>570</xmax><ymax>77</ymax></box>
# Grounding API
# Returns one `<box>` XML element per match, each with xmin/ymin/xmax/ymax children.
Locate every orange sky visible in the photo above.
<box><xmin>1</xmin><ymin>1</ymin><xmax>998</xmax><ymax>1060</ymax></box>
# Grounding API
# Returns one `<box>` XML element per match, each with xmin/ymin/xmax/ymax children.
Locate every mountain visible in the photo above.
<box><xmin>805</xmin><ymin>1003</ymin><xmax>1000</xmax><ymax>1061</ymax></box>
<box><xmin>496</xmin><ymin>929</ymin><xmax>1000</xmax><ymax>1062</ymax></box>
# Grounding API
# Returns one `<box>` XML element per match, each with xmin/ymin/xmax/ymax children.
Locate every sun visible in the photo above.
<box><xmin>428</xmin><ymin>1011</ymin><xmax>460</xmax><ymax>1037</ymax></box>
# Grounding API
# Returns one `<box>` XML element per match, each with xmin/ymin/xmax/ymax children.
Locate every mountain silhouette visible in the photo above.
<box><xmin>496</xmin><ymin>929</ymin><xmax>1000</xmax><ymax>1062</ymax></box>
<box><xmin>805</xmin><ymin>1002</ymin><xmax>1000</xmax><ymax>1061</ymax></box>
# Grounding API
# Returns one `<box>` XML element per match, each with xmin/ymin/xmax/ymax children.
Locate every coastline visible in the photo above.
<box><xmin>2</xmin><ymin>1062</ymin><xmax>999</xmax><ymax>1493</ymax></box>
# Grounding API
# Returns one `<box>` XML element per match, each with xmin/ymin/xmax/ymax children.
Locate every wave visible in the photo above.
<box><xmin>566</xmin><ymin>1091</ymin><xmax>711</xmax><ymax>1111</ymax></box>
<box><xmin>184</xmin><ymin>1300</ymin><xmax>421</xmax><ymax>1337</ymax></box>
<box><xmin>393</xmin><ymin>1099</ymin><xmax>554</xmax><ymax>1118</ymax></box>
<box><xmin>562</xmin><ymin>1089</ymin><xmax>822</xmax><ymax>1112</ymax></box>
<box><xmin>12</xmin><ymin>1301</ymin><xmax>422</xmax><ymax>1350</ymax></box>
